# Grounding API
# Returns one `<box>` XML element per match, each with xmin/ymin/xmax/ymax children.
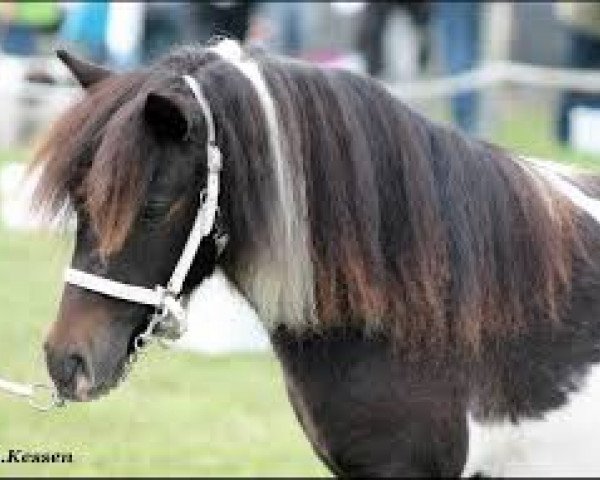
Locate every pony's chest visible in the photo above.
<box><xmin>462</xmin><ymin>362</ymin><xmax>600</xmax><ymax>477</ymax></box>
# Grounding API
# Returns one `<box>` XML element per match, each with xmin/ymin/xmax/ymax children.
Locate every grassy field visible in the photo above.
<box><xmin>493</xmin><ymin>103</ymin><xmax>600</xmax><ymax>171</ymax></box>
<box><xmin>1</xmin><ymin>102</ymin><xmax>600</xmax><ymax>477</ymax></box>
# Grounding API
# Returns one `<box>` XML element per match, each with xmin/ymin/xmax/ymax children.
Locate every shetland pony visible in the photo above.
<box><xmin>34</xmin><ymin>40</ymin><xmax>600</xmax><ymax>476</ymax></box>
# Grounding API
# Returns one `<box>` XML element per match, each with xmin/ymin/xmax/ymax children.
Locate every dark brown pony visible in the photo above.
<box><xmin>34</xmin><ymin>41</ymin><xmax>600</xmax><ymax>476</ymax></box>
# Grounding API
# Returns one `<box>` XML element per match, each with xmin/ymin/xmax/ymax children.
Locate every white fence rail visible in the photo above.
<box><xmin>390</xmin><ymin>61</ymin><xmax>600</xmax><ymax>99</ymax></box>
<box><xmin>3</xmin><ymin>52</ymin><xmax>600</xmax><ymax>147</ymax></box>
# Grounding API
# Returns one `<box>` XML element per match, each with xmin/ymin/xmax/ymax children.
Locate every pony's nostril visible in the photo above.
<box><xmin>64</xmin><ymin>354</ymin><xmax>86</xmax><ymax>380</ymax></box>
<box><xmin>45</xmin><ymin>350</ymin><xmax>92</xmax><ymax>401</ymax></box>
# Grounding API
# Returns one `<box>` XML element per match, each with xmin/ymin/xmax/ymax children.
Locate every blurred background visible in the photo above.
<box><xmin>1</xmin><ymin>1</ymin><xmax>600</xmax><ymax>476</ymax></box>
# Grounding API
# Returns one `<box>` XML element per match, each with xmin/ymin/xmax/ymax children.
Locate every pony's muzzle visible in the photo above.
<box><xmin>43</xmin><ymin>284</ymin><xmax>142</xmax><ymax>402</ymax></box>
<box><xmin>44</xmin><ymin>345</ymin><xmax>93</xmax><ymax>401</ymax></box>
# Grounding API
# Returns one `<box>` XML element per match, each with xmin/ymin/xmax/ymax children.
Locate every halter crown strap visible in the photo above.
<box><xmin>182</xmin><ymin>74</ymin><xmax>215</xmax><ymax>144</ymax></box>
<box><xmin>167</xmin><ymin>74</ymin><xmax>221</xmax><ymax>295</ymax></box>
<box><xmin>63</xmin><ymin>74</ymin><xmax>223</xmax><ymax>339</ymax></box>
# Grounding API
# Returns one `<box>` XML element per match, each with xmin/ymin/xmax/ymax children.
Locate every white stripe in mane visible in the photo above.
<box><xmin>527</xmin><ymin>157</ymin><xmax>600</xmax><ymax>223</ymax></box>
<box><xmin>208</xmin><ymin>39</ymin><xmax>315</xmax><ymax>330</ymax></box>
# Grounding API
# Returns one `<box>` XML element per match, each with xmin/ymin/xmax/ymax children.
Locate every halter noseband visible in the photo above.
<box><xmin>63</xmin><ymin>74</ymin><xmax>223</xmax><ymax>342</ymax></box>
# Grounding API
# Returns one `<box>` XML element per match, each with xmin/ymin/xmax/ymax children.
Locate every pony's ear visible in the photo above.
<box><xmin>143</xmin><ymin>92</ymin><xmax>190</xmax><ymax>141</ymax></box>
<box><xmin>56</xmin><ymin>49</ymin><xmax>112</xmax><ymax>88</ymax></box>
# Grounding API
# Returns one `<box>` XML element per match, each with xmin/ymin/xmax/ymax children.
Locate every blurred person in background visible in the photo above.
<box><xmin>59</xmin><ymin>2</ymin><xmax>109</xmax><ymax>63</ymax></box>
<box><xmin>0</xmin><ymin>1</ymin><xmax>61</xmax><ymax>56</ymax></box>
<box><xmin>433</xmin><ymin>1</ymin><xmax>481</xmax><ymax>135</ymax></box>
<box><xmin>186</xmin><ymin>1</ymin><xmax>257</xmax><ymax>44</ymax></box>
<box><xmin>357</xmin><ymin>2</ymin><xmax>431</xmax><ymax>79</ymax></box>
<box><xmin>250</xmin><ymin>2</ymin><xmax>307</xmax><ymax>57</ymax></box>
<box><xmin>106</xmin><ymin>2</ymin><xmax>144</xmax><ymax>68</ymax></box>
<box><xmin>142</xmin><ymin>3</ymin><xmax>187</xmax><ymax>64</ymax></box>
<box><xmin>60</xmin><ymin>2</ymin><xmax>257</xmax><ymax>70</ymax></box>
<box><xmin>555</xmin><ymin>2</ymin><xmax>600</xmax><ymax>146</ymax></box>
<box><xmin>61</xmin><ymin>2</ymin><xmax>188</xmax><ymax>68</ymax></box>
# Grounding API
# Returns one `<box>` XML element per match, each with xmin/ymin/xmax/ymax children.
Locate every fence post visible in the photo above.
<box><xmin>480</xmin><ymin>2</ymin><xmax>514</xmax><ymax>139</ymax></box>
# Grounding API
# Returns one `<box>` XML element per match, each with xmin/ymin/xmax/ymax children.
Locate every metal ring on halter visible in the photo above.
<box><xmin>134</xmin><ymin>315</ymin><xmax>160</xmax><ymax>352</ymax></box>
<box><xmin>28</xmin><ymin>384</ymin><xmax>64</xmax><ymax>412</ymax></box>
<box><xmin>132</xmin><ymin>296</ymin><xmax>172</xmax><ymax>352</ymax></box>
<box><xmin>133</xmin><ymin>334</ymin><xmax>148</xmax><ymax>352</ymax></box>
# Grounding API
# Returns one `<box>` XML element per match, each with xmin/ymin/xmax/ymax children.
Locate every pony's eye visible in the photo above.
<box><xmin>141</xmin><ymin>199</ymin><xmax>170</xmax><ymax>221</ymax></box>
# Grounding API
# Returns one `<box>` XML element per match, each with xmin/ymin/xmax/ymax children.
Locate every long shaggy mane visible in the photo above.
<box><xmin>32</xmin><ymin>43</ymin><xmax>583</xmax><ymax>358</ymax></box>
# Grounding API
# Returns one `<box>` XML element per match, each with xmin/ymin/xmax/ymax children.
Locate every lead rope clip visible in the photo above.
<box><xmin>29</xmin><ymin>383</ymin><xmax>65</xmax><ymax>412</ymax></box>
<box><xmin>133</xmin><ymin>287</ymin><xmax>187</xmax><ymax>353</ymax></box>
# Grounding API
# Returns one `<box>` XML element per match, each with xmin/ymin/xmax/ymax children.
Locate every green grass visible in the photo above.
<box><xmin>492</xmin><ymin>104</ymin><xmax>600</xmax><ymax>170</ymax></box>
<box><xmin>0</xmin><ymin>228</ymin><xmax>327</xmax><ymax>476</ymax></box>
<box><xmin>418</xmin><ymin>94</ymin><xmax>600</xmax><ymax>170</ymax></box>
<box><xmin>0</xmin><ymin>148</ymin><xmax>27</xmax><ymax>166</ymax></box>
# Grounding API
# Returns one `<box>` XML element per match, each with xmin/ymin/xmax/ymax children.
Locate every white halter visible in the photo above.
<box><xmin>63</xmin><ymin>74</ymin><xmax>223</xmax><ymax>341</ymax></box>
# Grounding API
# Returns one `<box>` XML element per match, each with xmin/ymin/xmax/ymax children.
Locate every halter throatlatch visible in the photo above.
<box><xmin>64</xmin><ymin>74</ymin><xmax>224</xmax><ymax>344</ymax></box>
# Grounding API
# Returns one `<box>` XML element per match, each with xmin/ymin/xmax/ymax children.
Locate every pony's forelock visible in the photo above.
<box><xmin>32</xmin><ymin>72</ymin><xmax>153</xmax><ymax>254</ymax></box>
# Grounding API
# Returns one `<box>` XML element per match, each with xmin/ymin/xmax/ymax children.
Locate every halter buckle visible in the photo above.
<box><xmin>152</xmin><ymin>287</ymin><xmax>188</xmax><ymax>341</ymax></box>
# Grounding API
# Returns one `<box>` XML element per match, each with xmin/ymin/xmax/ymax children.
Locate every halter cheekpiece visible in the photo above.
<box><xmin>63</xmin><ymin>74</ymin><xmax>224</xmax><ymax>343</ymax></box>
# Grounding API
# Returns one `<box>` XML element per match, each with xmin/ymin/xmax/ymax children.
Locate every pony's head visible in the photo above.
<box><xmin>36</xmin><ymin>49</ymin><xmax>236</xmax><ymax>400</ymax></box>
